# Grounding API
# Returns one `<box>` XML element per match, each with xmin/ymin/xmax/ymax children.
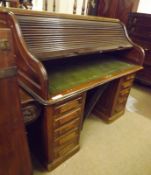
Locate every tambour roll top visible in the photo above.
<box><xmin>0</xmin><ymin>8</ymin><xmax>132</xmax><ymax>61</ymax></box>
<box><xmin>16</xmin><ymin>14</ymin><xmax>132</xmax><ymax>61</ymax></box>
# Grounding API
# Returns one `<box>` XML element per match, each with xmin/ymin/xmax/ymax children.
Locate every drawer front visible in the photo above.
<box><xmin>115</xmin><ymin>96</ymin><xmax>128</xmax><ymax>113</ymax></box>
<box><xmin>54</xmin><ymin>96</ymin><xmax>82</xmax><ymax>116</ymax></box>
<box><xmin>123</xmin><ymin>73</ymin><xmax>135</xmax><ymax>81</ymax></box>
<box><xmin>54</xmin><ymin>118</ymin><xmax>80</xmax><ymax>138</ymax></box>
<box><xmin>54</xmin><ymin>141</ymin><xmax>78</xmax><ymax>159</ymax></box>
<box><xmin>54</xmin><ymin>130</ymin><xmax>78</xmax><ymax>147</ymax></box>
<box><xmin>120</xmin><ymin>88</ymin><xmax>131</xmax><ymax>96</ymax></box>
<box><xmin>121</xmin><ymin>79</ymin><xmax>134</xmax><ymax>89</ymax></box>
<box><xmin>117</xmin><ymin>95</ymin><xmax>127</xmax><ymax>104</ymax></box>
<box><xmin>114</xmin><ymin>74</ymin><xmax>134</xmax><ymax>114</ymax></box>
<box><xmin>54</xmin><ymin>108</ymin><xmax>81</xmax><ymax>128</ymax></box>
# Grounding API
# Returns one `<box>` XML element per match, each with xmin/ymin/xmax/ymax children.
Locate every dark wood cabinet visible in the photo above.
<box><xmin>127</xmin><ymin>12</ymin><xmax>151</xmax><ymax>86</ymax></box>
<box><xmin>98</xmin><ymin>0</ymin><xmax>140</xmax><ymax>24</ymax></box>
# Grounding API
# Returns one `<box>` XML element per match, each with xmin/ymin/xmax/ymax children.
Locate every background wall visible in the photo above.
<box><xmin>32</xmin><ymin>0</ymin><xmax>88</xmax><ymax>15</ymax></box>
<box><xmin>32</xmin><ymin>0</ymin><xmax>43</xmax><ymax>10</ymax></box>
<box><xmin>137</xmin><ymin>0</ymin><xmax>151</xmax><ymax>13</ymax></box>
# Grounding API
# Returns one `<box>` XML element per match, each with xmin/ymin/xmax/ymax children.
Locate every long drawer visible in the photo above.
<box><xmin>54</xmin><ymin>129</ymin><xmax>79</xmax><ymax>147</ymax></box>
<box><xmin>54</xmin><ymin>108</ymin><xmax>81</xmax><ymax>128</ymax></box>
<box><xmin>54</xmin><ymin>96</ymin><xmax>82</xmax><ymax>116</ymax></box>
<box><xmin>54</xmin><ymin>118</ymin><xmax>80</xmax><ymax>138</ymax></box>
<box><xmin>54</xmin><ymin>140</ymin><xmax>78</xmax><ymax>159</ymax></box>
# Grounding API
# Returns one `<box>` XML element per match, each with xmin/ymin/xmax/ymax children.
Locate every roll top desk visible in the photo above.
<box><xmin>0</xmin><ymin>8</ymin><xmax>144</xmax><ymax>170</ymax></box>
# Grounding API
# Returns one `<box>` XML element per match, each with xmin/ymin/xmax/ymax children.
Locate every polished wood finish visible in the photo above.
<box><xmin>0</xmin><ymin>8</ymin><xmax>144</xmax><ymax>170</ymax></box>
<box><xmin>97</xmin><ymin>0</ymin><xmax>140</xmax><ymax>24</ymax></box>
<box><xmin>93</xmin><ymin>73</ymin><xmax>135</xmax><ymax>122</ymax></box>
<box><xmin>0</xmin><ymin>28</ymin><xmax>32</xmax><ymax>175</ymax></box>
<box><xmin>127</xmin><ymin>12</ymin><xmax>151</xmax><ymax>86</ymax></box>
<box><xmin>28</xmin><ymin>92</ymin><xmax>86</xmax><ymax>170</ymax></box>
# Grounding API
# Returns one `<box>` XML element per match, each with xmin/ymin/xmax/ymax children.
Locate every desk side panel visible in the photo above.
<box><xmin>0</xmin><ymin>28</ymin><xmax>32</xmax><ymax>175</ymax></box>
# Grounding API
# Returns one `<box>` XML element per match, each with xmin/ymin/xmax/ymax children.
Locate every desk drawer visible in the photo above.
<box><xmin>54</xmin><ymin>118</ymin><xmax>80</xmax><ymax>138</ymax></box>
<box><xmin>121</xmin><ymin>79</ymin><xmax>134</xmax><ymax>89</ymax></box>
<box><xmin>54</xmin><ymin>96</ymin><xmax>82</xmax><ymax>115</ymax></box>
<box><xmin>54</xmin><ymin>141</ymin><xmax>78</xmax><ymax>159</ymax></box>
<box><xmin>120</xmin><ymin>88</ymin><xmax>131</xmax><ymax>96</ymax></box>
<box><xmin>54</xmin><ymin>108</ymin><xmax>81</xmax><ymax>128</ymax></box>
<box><xmin>117</xmin><ymin>96</ymin><xmax>127</xmax><ymax>104</ymax></box>
<box><xmin>123</xmin><ymin>74</ymin><xmax>135</xmax><ymax>81</ymax></box>
<box><xmin>54</xmin><ymin>130</ymin><xmax>78</xmax><ymax>147</ymax></box>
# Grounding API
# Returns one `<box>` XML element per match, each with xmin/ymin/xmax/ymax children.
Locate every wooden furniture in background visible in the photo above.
<box><xmin>0</xmin><ymin>28</ymin><xmax>32</xmax><ymax>175</ymax></box>
<box><xmin>97</xmin><ymin>0</ymin><xmax>140</xmax><ymax>24</ymax></box>
<box><xmin>0</xmin><ymin>8</ymin><xmax>144</xmax><ymax>171</ymax></box>
<box><xmin>127</xmin><ymin>12</ymin><xmax>151</xmax><ymax>86</ymax></box>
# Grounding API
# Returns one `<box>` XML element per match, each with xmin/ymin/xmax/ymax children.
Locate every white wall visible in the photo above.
<box><xmin>47</xmin><ymin>0</ymin><xmax>88</xmax><ymax>15</ymax></box>
<box><xmin>32</xmin><ymin>0</ymin><xmax>88</xmax><ymax>15</ymax></box>
<box><xmin>137</xmin><ymin>0</ymin><xmax>151</xmax><ymax>14</ymax></box>
<box><xmin>32</xmin><ymin>0</ymin><xmax>43</xmax><ymax>10</ymax></box>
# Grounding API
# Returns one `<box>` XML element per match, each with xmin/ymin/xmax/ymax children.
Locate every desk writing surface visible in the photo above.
<box><xmin>45</xmin><ymin>56</ymin><xmax>139</xmax><ymax>95</ymax></box>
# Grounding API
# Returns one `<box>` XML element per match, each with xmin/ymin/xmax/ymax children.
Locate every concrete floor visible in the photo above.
<box><xmin>34</xmin><ymin>83</ymin><xmax>151</xmax><ymax>175</ymax></box>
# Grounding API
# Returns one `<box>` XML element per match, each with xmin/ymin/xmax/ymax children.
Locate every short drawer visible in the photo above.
<box><xmin>117</xmin><ymin>96</ymin><xmax>128</xmax><ymax>104</ymax></box>
<box><xmin>54</xmin><ymin>108</ymin><xmax>81</xmax><ymax>128</ymax></box>
<box><xmin>121</xmin><ymin>79</ymin><xmax>134</xmax><ymax>89</ymax></box>
<box><xmin>54</xmin><ymin>130</ymin><xmax>78</xmax><ymax>147</ymax></box>
<box><xmin>54</xmin><ymin>118</ymin><xmax>80</xmax><ymax>138</ymax></box>
<box><xmin>124</xmin><ymin>74</ymin><xmax>135</xmax><ymax>81</ymax></box>
<box><xmin>54</xmin><ymin>141</ymin><xmax>78</xmax><ymax>159</ymax></box>
<box><xmin>120</xmin><ymin>88</ymin><xmax>131</xmax><ymax>96</ymax></box>
<box><xmin>54</xmin><ymin>96</ymin><xmax>82</xmax><ymax>115</ymax></box>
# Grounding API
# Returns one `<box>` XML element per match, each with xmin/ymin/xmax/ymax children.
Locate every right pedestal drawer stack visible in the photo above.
<box><xmin>93</xmin><ymin>73</ymin><xmax>135</xmax><ymax>123</ymax></box>
<box><xmin>127</xmin><ymin>12</ymin><xmax>151</xmax><ymax>86</ymax></box>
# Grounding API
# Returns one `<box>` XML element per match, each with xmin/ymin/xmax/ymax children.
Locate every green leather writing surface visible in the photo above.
<box><xmin>46</xmin><ymin>57</ymin><xmax>135</xmax><ymax>94</ymax></box>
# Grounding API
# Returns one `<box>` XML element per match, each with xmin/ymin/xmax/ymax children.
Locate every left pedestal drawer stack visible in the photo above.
<box><xmin>28</xmin><ymin>92</ymin><xmax>86</xmax><ymax>171</ymax></box>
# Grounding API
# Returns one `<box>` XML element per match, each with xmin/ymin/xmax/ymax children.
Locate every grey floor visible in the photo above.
<box><xmin>34</xmin><ymin>83</ymin><xmax>151</xmax><ymax>175</ymax></box>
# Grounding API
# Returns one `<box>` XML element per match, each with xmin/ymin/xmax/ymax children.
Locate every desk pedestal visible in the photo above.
<box><xmin>93</xmin><ymin>73</ymin><xmax>135</xmax><ymax>123</ymax></box>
